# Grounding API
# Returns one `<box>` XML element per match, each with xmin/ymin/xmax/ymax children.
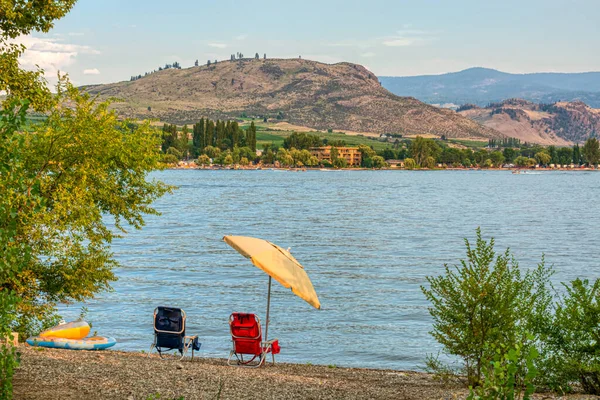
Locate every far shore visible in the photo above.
<box><xmin>14</xmin><ymin>346</ymin><xmax>595</xmax><ymax>399</ymax></box>
<box><xmin>166</xmin><ymin>163</ymin><xmax>599</xmax><ymax>172</ymax></box>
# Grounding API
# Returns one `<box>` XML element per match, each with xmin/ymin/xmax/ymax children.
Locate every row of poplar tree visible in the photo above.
<box><xmin>161</xmin><ymin>119</ymin><xmax>257</xmax><ymax>159</ymax></box>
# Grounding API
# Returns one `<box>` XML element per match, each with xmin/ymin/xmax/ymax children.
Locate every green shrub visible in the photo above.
<box><xmin>421</xmin><ymin>228</ymin><xmax>552</xmax><ymax>386</ymax></box>
<box><xmin>0</xmin><ymin>292</ymin><xmax>20</xmax><ymax>399</ymax></box>
<box><xmin>467</xmin><ymin>338</ymin><xmax>538</xmax><ymax>400</ymax></box>
<box><xmin>537</xmin><ymin>278</ymin><xmax>600</xmax><ymax>394</ymax></box>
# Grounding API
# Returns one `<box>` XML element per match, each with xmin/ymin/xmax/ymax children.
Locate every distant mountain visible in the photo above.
<box><xmin>458</xmin><ymin>99</ymin><xmax>600</xmax><ymax>145</ymax></box>
<box><xmin>379</xmin><ymin>68</ymin><xmax>600</xmax><ymax>108</ymax></box>
<box><xmin>84</xmin><ymin>59</ymin><xmax>501</xmax><ymax>139</ymax></box>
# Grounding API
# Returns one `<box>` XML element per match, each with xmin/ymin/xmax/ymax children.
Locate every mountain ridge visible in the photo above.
<box><xmin>84</xmin><ymin>58</ymin><xmax>501</xmax><ymax>140</ymax></box>
<box><xmin>380</xmin><ymin>68</ymin><xmax>600</xmax><ymax>108</ymax></box>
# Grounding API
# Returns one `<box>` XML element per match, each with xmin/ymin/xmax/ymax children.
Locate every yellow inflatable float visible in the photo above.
<box><xmin>39</xmin><ymin>320</ymin><xmax>90</xmax><ymax>340</ymax></box>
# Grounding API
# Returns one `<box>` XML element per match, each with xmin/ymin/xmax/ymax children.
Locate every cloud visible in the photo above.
<box><xmin>83</xmin><ymin>68</ymin><xmax>100</xmax><ymax>75</ymax></box>
<box><xmin>208</xmin><ymin>43</ymin><xmax>227</xmax><ymax>49</ymax></box>
<box><xmin>381</xmin><ymin>28</ymin><xmax>438</xmax><ymax>47</ymax></box>
<box><xmin>10</xmin><ymin>35</ymin><xmax>100</xmax><ymax>84</ymax></box>
<box><xmin>235</xmin><ymin>34</ymin><xmax>247</xmax><ymax>40</ymax></box>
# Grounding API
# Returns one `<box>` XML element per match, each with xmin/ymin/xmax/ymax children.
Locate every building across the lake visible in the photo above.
<box><xmin>309</xmin><ymin>146</ymin><xmax>362</xmax><ymax>166</ymax></box>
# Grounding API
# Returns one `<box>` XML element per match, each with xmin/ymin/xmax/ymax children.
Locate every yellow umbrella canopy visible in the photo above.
<box><xmin>223</xmin><ymin>235</ymin><xmax>321</xmax><ymax>309</ymax></box>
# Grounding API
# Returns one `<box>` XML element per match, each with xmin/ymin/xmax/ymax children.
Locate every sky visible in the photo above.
<box><xmin>16</xmin><ymin>0</ymin><xmax>600</xmax><ymax>86</ymax></box>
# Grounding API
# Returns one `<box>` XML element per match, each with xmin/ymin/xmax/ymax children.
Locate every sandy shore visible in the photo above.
<box><xmin>13</xmin><ymin>347</ymin><xmax>599</xmax><ymax>400</ymax></box>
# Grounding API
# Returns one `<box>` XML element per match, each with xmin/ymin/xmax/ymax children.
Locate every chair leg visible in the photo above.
<box><xmin>148</xmin><ymin>343</ymin><xmax>155</xmax><ymax>358</ymax></box>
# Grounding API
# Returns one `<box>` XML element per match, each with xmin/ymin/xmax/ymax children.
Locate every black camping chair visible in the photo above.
<box><xmin>149</xmin><ymin>306</ymin><xmax>201</xmax><ymax>360</ymax></box>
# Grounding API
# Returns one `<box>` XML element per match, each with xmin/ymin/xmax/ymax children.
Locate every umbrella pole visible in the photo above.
<box><xmin>265</xmin><ymin>276</ymin><xmax>272</xmax><ymax>342</ymax></box>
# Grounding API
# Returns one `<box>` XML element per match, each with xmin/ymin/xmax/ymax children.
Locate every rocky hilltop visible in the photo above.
<box><xmin>458</xmin><ymin>99</ymin><xmax>600</xmax><ymax>145</ymax></box>
<box><xmin>84</xmin><ymin>58</ymin><xmax>500</xmax><ymax>139</ymax></box>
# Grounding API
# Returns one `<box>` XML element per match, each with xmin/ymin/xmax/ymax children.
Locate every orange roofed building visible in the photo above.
<box><xmin>309</xmin><ymin>146</ymin><xmax>362</xmax><ymax>166</ymax></box>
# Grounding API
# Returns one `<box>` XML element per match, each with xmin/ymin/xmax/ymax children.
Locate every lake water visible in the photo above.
<box><xmin>59</xmin><ymin>170</ymin><xmax>600</xmax><ymax>370</ymax></box>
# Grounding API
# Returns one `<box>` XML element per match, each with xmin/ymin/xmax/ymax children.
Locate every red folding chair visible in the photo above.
<box><xmin>227</xmin><ymin>312</ymin><xmax>280</xmax><ymax>367</ymax></box>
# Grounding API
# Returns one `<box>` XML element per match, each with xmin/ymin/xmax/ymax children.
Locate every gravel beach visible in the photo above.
<box><xmin>13</xmin><ymin>346</ymin><xmax>599</xmax><ymax>399</ymax></box>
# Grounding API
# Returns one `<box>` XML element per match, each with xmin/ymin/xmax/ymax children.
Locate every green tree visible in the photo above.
<box><xmin>358</xmin><ymin>144</ymin><xmax>377</xmax><ymax>167</ymax></box>
<box><xmin>535</xmin><ymin>151</ymin><xmax>551</xmax><ymax>166</ymax></box>
<box><xmin>538</xmin><ymin>278</ymin><xmax>600</xmax><ymax>394</ymax></box>
<box><xmin>333</xmin><ymin>157</ymin><xmax>348</xmax><ymax>169</ymax></box>
<box><xmin>421</xmin><ymin>229</ymin><xmax>552</xmax><ymax>386</ymax></box>
<box><xmin>283</xmin><ymin>132</ymin><xmax>322</xmax><ymax>150</ymax></box>
<box><xmin>490</xmin><ymin>151</ymin><xmax>505</xmax><ymax>167</ymax></box>
<box><xmin>276</xmin><ymin>148</ymin><xmax>294</xmax><ymax>167</ymax></box>
<box><xmin>196</xmin><ymin>154</ymin><xmax>211</xmax><ymax>166</ymax></box>
<box><xmin>246</xmin><ymin>121</ymin><xmax>257</xmax><ymax>151</ymax></box>
<box><xmin>572</xmin><ymin>144</ymin><xmax>582</xmax><ymax>165</ymax></box>
<box><xmin>410</xmin><ymin>136</ymin><xmax>440</xmax><ymax>167</ymax></box>
<box><xmin>3</xmin><ymin>81</ymin><xmax>170</xmax><ymax>337</ymax></box>
<box><xmin>582</xmin><ymin>138</ymin><xmax>600</xmax><ymax>166</ymax></box>
<box><xmin>404</xmin><ymin>158</ymin><xmax>417</xmax><ymax>170</ymax></box>
<box><xmin>423</xmin><ymin>156</ymin><xmax>436</xmax><ymax>169</ymax></box>
<box><xmin>330</xmin><ymin>146</ymin><xmax>339</xmax><ymax>163</ymax></box>
<box><xmin>203</xmin><ymin>145</ymin><xmax>221</xmax><ymax>159</ymax></box>
<box><xmin>370</xmin><ymin>155</ymin><xmax>387</xmax><ymax>169</ymax></box>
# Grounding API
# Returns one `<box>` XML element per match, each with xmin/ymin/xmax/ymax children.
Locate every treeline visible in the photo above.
<box><xmin>401</xmin><ymin>136</ymin><xmax>600</xmax><ymax>169</ymax></box>
<box><xmin>161</xmin><ymin>119</ymin><xmax>257</xmax><ymax>164</ymax></box>
<box><xmin>129</xmin><ymin>52</ymin><xmax>270</xmax><ymax>82</ymax></box>
<box><xmin>130</xmin><ymin>61</ymin><xmax>182</xmax><ymax>81</ymax></box>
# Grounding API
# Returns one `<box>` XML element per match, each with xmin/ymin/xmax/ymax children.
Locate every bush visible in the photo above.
<box><xmin>421</xmin><ymin>228</ymin><xmax>553</xmax><ymax>386</ymax></box>
<box><xmin>537</xmin><ymin>278</ymin><xmax>600</xmax><ymax>394</ymax></box>
<box><xmin>0</xmin><ymin>292</ymin><xmax>20</xmax><ymax>398</ymax></box>
<box><xmin>404</xmin><ymin>158</ymin><xmax>416</xmax><ymax>170</ymax></box>
<box><xmin>467</xmin><ymin>338</ymin><xmax>538</xmax><ymax>400</ymax></box>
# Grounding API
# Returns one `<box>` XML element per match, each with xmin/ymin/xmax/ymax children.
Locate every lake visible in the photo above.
<box><xmin>59</xmin><ymin>169</ymin><xmax>600</xmax><ymax>370</ymax></box>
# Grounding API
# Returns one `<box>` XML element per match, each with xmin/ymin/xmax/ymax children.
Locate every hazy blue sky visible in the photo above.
<box><xmin>17</xmin><ymin>0</ymin><xmax>600</xmax><ymax>85</ymax></box>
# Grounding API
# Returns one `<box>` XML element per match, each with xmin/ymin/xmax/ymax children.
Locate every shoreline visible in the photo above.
<box><xmin>167</xmin><ymin>165</ymin><xmax>599</xmax><ymax>172</ymax></box>
<box><xmin>13</xmin><ymin>346</ymin><xmax>591</xmax><ymax>399</ymax></box>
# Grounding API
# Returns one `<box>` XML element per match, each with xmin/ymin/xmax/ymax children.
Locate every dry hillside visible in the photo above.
<box><xmin>459</xmin><ymin>99</ymin><xmax>600</xmax><ymax>145</ymax></box>
<box><xmin>84</xmin><ymin>58</ymin><xmax>501</xmax><ymax>139</ymax></box>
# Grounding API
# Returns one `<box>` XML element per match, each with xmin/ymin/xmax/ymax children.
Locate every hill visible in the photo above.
<box><xmin>458</xmin><ymin>99</ymin><xmax>600</xmax><ymax>145</ymax></box>
<box><xmin>84</xmin><ymin>59</ymin><xmax>501</xmax><ymax>140</ymax></box>
<box><xmin>379</xmin><ymin>68</ymin><xmax>600</xmax><ymax>108</ymax></box>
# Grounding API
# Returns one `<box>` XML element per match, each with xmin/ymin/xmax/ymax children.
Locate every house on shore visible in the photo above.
<box><xmin>309</xmin><ymin>146</ymin><xmax>362</xmax><ymax>166</ymax></box>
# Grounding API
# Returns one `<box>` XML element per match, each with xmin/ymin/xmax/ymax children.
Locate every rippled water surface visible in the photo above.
<box><xmin>59</xmin><ymin>170</ymin><xmax>600</xmax><ymax>370</ymax></box>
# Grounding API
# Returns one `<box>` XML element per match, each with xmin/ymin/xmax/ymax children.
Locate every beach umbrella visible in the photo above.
<box><xmin>223</xmin><ymin>235</ymin><xmax>320</xmax><ymax>340</ymax></box>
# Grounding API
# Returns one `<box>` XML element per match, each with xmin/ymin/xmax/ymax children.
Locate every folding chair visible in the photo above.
<box><xmin>227</xmin><ymin>312</ymin><xmax>280</xmax><ymax>367</ymax></box>
<box><xmin>149</xmin><ymin>306</ymin><xmax>200</xmax><ymax>360</ymax></box>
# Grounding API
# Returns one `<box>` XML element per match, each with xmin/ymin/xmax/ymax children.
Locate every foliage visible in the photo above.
<box><xmin>333</xmin><ymin>157</ymin><xmax>348</xmax><ymax>169</ymax></box>
<box><xmin>196</xmin><ymin>154</ymin><xmax>211</xmax><ymax>166</ymax></box>
<box><xmin>282</xmin><ymin>132</ymin><xmax>322</xmax><ymax>150</ymax></box>
<box><xmin>582</xmin><ymin>138</ymin><xmax>600</xmax><ymax>166</ymax></box>
<box><xmin>467</xmin><ymin>339</ymin><xmax>538</xmax><ymax>400</ymax></box>
<box><xmin>2</xmin><ymin>79</ymin><xmax>171</xmax><ymax>337</ymax></box>
<box><xmin>534</xmin><ymin>151</ymin><xmax>551</xmax><ymax>166</ymax></box>
<box><xmin>0</xmin><ymin>98</ymin><xmax>33</xmax><ymax>399</ymax></box>
<box><xmin>537</xmin><ymin>278</ymin><xmax>600</xmax><ymax>394</ymax></box>
<box><xmin>404</xmin><ymin>158</ymin><xmax>416</xmax><ymax>170</ymax></box>
<box><xmin>421</xmin><ymin>228</ymin><xmax>553</xmax><ymax>386</ymax></box>
<box><xmin>370</xmin><ymin>155</ymin><xmax>387</xmax><ymax>169</ymax></box>
<box><xmin>409</xmin><ymin>136</ymin><xmax>441</xmax><ymax>167</ymax></box>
